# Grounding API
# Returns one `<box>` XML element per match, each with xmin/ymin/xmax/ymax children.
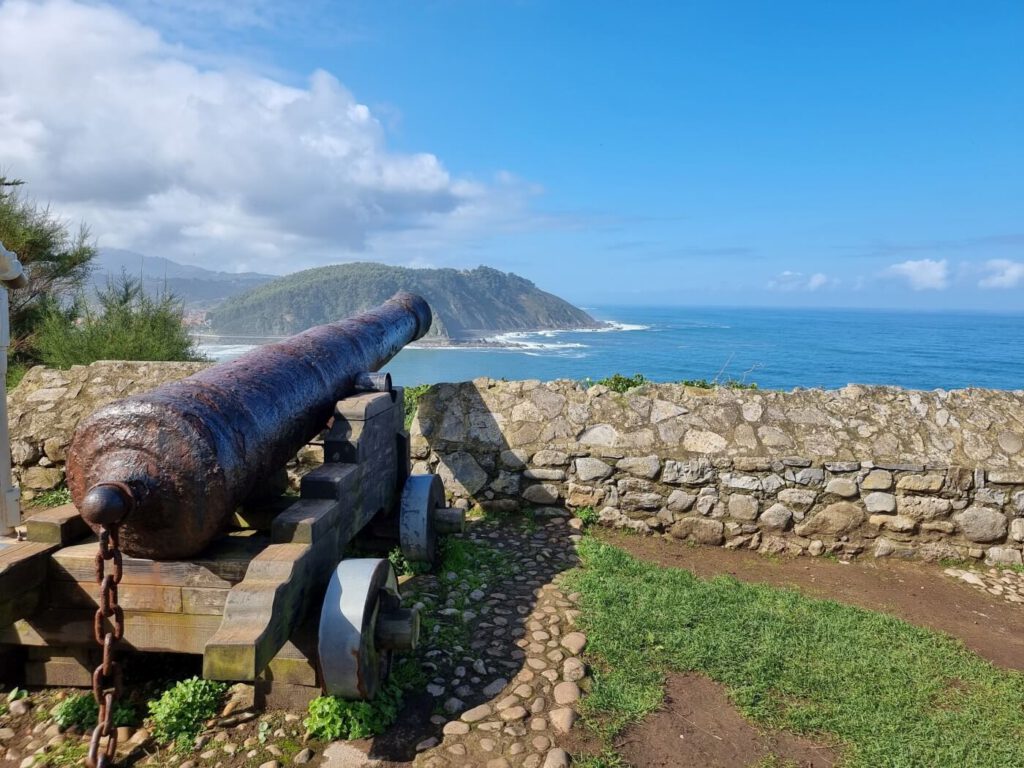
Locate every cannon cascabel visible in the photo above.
<box><xmin>65</xmin><ymin>291</ymin><xmax>432</xmax><ymax>559</ymax></box>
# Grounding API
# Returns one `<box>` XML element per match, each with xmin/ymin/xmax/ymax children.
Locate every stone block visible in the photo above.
<box><xmin>985</xmin><ymin>546</ymin><xmax>1023</xmax><ymax>566</ymax></box>
<box><xmin>567</xmin><ymin>483</ymin><xmax>605</xmax><ymax>509</ymax></box>
<box><xmin>733</xmin><ymin>457</ymin><xmax>773</xmax><ymax>472</ymax></box>
<box><xmin>574</xmin><ymin>458</ymin><xmax>613</xmax><ymax>482</ymax></box>
<box><xmin>1012</xmin><ymin>518</ymin><xmax>1024</xmax><ymax>543</ymax></box>
<box><xmin>662</xmin><ymin>458</ymin><xmax>715</xmax><ymax>486</ymax></box>
<box><xmin>727</xmin><ymin>494</ymin><xmax>759</xmax><ymax>521</ymax></box>
<box><xmin>532</xmin><ymin>450</ymin><xmax>569</xmax><ymax>466</ymax></box>
<box><xmin>500</xmin><ymin>449</ymin><xmax>529</xmax><ymax>470</ymax></box>
<box><xmin>794</xmin><ymin>502</ymin><xmax>865</xmax><ymax>537</ymax></box>
<box><xmin>522</xmin><ymin>484</ymin><xmax>560</xmax><ymax>505</ymax></box>
<box><xmin>490</xmin><ymin>472</ymin><xmax>521</xmax><ymax>495</ymax></box>
<box><xmin>989</xmin><ymin>471</ymin><xmax>1024</xmax><ymax>485</ymax></box>
<box><xmin>788</xmin><ymin>467</ymin><xmax>825</xmax><ymax>486</ymax></box>
<box><xmin>861</xmin><ymin>470</ymin><xmax>893</xmax><ymax>491</ymax></box>
<box><xmin>825</xmin><ymin>478</ymin><xmax>858</xmax><ymax>498</ymax></box>
<box><xmin>759</xmin><ymin>503</ymin><xmax>793</xmax><ymax>531</ymax></box>
<box><xmin>622</xmin><ymin>492</ymin><xmax>664</xmax><ymax>511</ymax></box>
<box><xmin>897</xmin><ymin>495</ymin><xmax>952</xmax><ymax>520</ymax></box>
<box><xmin>722</xmin><ymin>473</ymin><xmax>761</xmax><ymax>491</ymax></box>
<box><xmin>22</xmin><ymin>466</ymin><xmax>63</xmax><ymax>491</ymax></box>
<box><xmin>523</xmin><ymin>468</ymin><xmax>566</xmax><ymax>481</ymax></box>
<box><xmin>954</xmin><ymin>506</ymin><xmax>1007</xmax><ymax>543</ymax></box>
<box><xmin>777</xmin><ymin>488</ymin><xmax>817</xmax><ymax>513</ymax></box>
<box><xmin>666</xmin><ymin>490</ymin><xmax>696</xmax><ymax>513</ymax></box>
<box><xmin>616</xmin><ymin>455</ymin><xmax>661</xmax><ymax>479</ymax></box>
<box><xmin>868</xmin><ymin>514</ymin><xmax>917</xmax><ymax>533</ymax></box>
<box><xmin>760</xmin><ymin>474</ymin><xmax>786</xmax><ymax>494</ymax></box>
<box><xmin>825</xmin><ymin>461</ymin><xmax>860</xmax><ymax>472</ymax></box>
<box><xmin>864</xmin><ymin>492</ymin><xmax>896</xmax><ymax>513</ymax></box>
<box><xmin>669</xmin><ymin>517</ymin><xmax>725</xmax><ymax>545</ymax></box>
<box><xmin>896</xmin><ymin>474</ymin><xmax>945</xmax><ymax>493</ymax></box>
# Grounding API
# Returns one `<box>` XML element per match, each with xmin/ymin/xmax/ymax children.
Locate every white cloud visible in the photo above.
<box><xmin>0</xmin><ymin>0</ymin><xmax>523</xmax><ymax>273</ymax></box>
<box><xmin>979</xmin><ymin>259</ymin><xmax>1024</xmax><ymax>289</ymax></box>
<box><xmin>766</xmin><ymin>270</ymin><xmax>834</xmax><ymax>292</ymax></box>
<box><xmin>887</xmin><ymin>259</ymin><xmax>949</xmax><ymax>291</ymax></box>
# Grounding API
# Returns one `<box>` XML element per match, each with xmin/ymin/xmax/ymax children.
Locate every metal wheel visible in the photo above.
<box><xmin>400</xmin><ymin>474</ymin><xmax>444</xmax><ymax>564</ymax></box>
<box><xmin>318</xmin><ymin>558</ymin><xmax>418</xmax><ymax>699</ymax></box>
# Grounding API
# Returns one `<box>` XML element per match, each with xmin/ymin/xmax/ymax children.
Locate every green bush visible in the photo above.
<box><xmin>304</xmin><ymin>661</ymin><xmax>414</xmax><ymax>741</ymax></box>
<box><xmin>594</xmin><ymin>373</ymin><xmax>647</xmax><ymax>393</ymax></box>
<box><xmin>403</xmin><ymin>383</ymin><xmax>430</xmax><ymax>429</ymax></box>
<box><xmin>53</xmin><ymin>693</ymin><xmax>134</xmax><ymax>730</ymax></box>
<box><xmin>35</xmin><ymin>274</ymin><xmax>204</xmax><ymax>368</ymax></box>
<box><xmin>147</xmin><ymin>677</ymin><xmax>226</xmax><ymax>745</ymax></box>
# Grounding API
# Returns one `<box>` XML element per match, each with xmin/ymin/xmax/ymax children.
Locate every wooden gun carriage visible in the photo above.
<box><xmin>0</xmin><ymin>293</ymin><xmax>460</xmax><ymax>705</ymax></box>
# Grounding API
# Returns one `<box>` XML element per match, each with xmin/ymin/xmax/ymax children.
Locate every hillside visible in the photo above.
<box><xmin>206</xmin><ymin>263</ymin><xmax>600</xmax><ymax>339</ymax></box>
<box><xmin>95</xmin><ymin>249</ymin><xmax>274</xmax><ymax>308</ymax></box>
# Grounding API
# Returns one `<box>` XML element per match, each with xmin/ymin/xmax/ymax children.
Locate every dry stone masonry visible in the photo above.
<box><xmin>411</xmin><ymin>378</ymin><xmax>1024</xmax><ymax>564</ymax></box>
<box><xmin>8</xmin><ymin>364</ymin><xmax>1024</xmax><ymax>565</ymax></box>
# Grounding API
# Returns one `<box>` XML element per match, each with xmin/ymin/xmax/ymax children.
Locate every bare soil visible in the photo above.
<box><xmin>599</xmin><ymin>529</ymin><xmax>1024</xmax><ymax>670</ymax></box>
<box><xmin>616</xmin><ymin>673</ymin><xmax>838</xmax><ymax>768</ymax></box>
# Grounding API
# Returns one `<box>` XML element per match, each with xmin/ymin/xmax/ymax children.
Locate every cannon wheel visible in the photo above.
<box><xmin>400</xmin><ymin>474</ymin><xmax>444</xmax><ymax>564</ymax></box>
<box><xmin>318</xmin><ymin>558</ymin><xmax>400</xmax><ymax>700</ymax></box>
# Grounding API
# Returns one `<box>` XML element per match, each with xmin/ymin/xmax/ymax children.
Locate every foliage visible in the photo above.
<box><xmin>35</xmin><ymin>273</ymin><xmax>204</xmax><ymax>368</ymax></box>
<box><xmin>594</xmin><ymin>373</ymin><xmax>648</xmax><ymax>392</ymax></box>
<box><xmin>680</xmin><ymin>378</ymin><xmax>759</xmax><ymax>390</ymax></box>
<box><xmin>387</xmin><ymin>546</ymin><xmax>431</xmax><ymax>577</ymax></box>
<box><xmin>575</xmin><ymin>506</ymin><xmax>600</xmax><ymax>527</ymax></box>
<box><xmin>566</xmin><ymin>536</ymin><xmax>1024</xmax><ymax>768</ymax></box>
<box><xmin>28</xmin><ymin>486</ymin><xmax>72</xmax><ymax>508</ymax></box>
<box><xmin>35</xmin><ymin>739</ymin><xmax>88</xmax><ymax>767</ymax></box>
<box><xmin>53</xmin><ymin>693</ymin><xmax>134</xmax><ymax>730</ymax></box>
<box><xmin>304</xmin><ymin>657</ymin><xmax>420</xmax><ymax>741</ymax></box>
<box><xmin>0</xmin><ymin>177</ymin><xmax>96</xmax><ymax>362</ymax></box>
<box><xmin>403</xmin><ymin>383</ymin><xmax>431</xmax><ymax>429</ymax></box>
<box><xmin>147</xmin><ymin>677</ymin><xmax>227</xmax><ymax>746</ymax></box>
<box><xmin>207</xmin><ymin>262</ymin><xmax>597</xmax><ymax>338</ymax></box>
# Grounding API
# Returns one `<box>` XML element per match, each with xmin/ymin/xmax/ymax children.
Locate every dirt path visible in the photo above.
<box><xmin>599</xmin><ymin>529</ymin><xmax>1024</xmax><ymax>670</ymax></box>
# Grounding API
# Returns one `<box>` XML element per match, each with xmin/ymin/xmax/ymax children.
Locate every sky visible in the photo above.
<box><xmin>0</xmin><ymin>0</ymin><xmax>1021</xmax><ymax>310</ymax></box>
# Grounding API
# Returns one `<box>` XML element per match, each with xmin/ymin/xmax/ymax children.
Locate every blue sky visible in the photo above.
<box><xmin>0</xmin><ymin>1</ymin><xmax>1021</xmax><ymax>309</ymax></box>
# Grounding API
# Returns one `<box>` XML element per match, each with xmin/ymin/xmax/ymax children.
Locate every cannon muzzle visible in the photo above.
<box><xmin>66</xmin><ymin>291</ymin><xmax>431</xmax><ymax>558</ymax></box>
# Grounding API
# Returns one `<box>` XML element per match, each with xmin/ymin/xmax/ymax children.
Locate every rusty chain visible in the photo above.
<box><xmin>86</xmin><ymin>524</ymin><xmax>125</xmax><ymax>768</ymax></box>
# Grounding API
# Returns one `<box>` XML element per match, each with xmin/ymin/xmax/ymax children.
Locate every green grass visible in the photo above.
<box><xmin>403</xmin><ymin>383</ymin><xmax>431</xmax><ymax>429</ymax></box>
<box><xmin>565</xmin><ymin>537</ymin><xmax>1024</xmax><ymax>768</ymax></box>
<box><xmin>28</xmin><ymin>486</ymin><xmax>72</xmax><ymax>508</ymax></box>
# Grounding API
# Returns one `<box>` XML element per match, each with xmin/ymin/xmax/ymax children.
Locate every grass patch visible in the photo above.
<box><xmin>28</xmin><ymin>486</ymin><xmax>72</xmax><ymax>508</ymax></box>
<box><xmin>565</xmin><ymin>537</ymin><xmax>1024</xmax><ymax>768</ymax></box>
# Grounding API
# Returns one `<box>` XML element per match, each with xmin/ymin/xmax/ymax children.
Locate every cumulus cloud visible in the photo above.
<box><xmin>0</xmin><ymin>0</ymin><xmax>523</xmax><ymax>272</ymax></box>
<box><xmin>979</xmin><ymin>259</ymin><xmax>1024</xmax><ymax>289</ymax></box>
<box><xmin>766</xmin><ymin>271</ymin><xmax>833</xmax><ymax>292</ymax></box>
<box><xmin>887</xmin><ymin>259</ymin><xmax>949</xmax><ymax>290</ymax></box>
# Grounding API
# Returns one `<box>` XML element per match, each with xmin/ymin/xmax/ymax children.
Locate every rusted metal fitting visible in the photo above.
<box><xmin>79</xmin><ymin>482</ymin><xmax>134</xmax><ymax>526</ymax></box>
<box><xmin>354</xmin><ymin>371</ymin><xmax>393</xmax><ymax>394</ymax></box>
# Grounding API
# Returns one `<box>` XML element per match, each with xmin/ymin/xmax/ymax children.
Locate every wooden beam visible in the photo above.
<box><xmin>0</xmin><ymin>609</ymin><xmax>222</xmax><ymax>654</ymax></box>
<box><xmin>0</xmin><ymin>540</ymin><xmax>55</xmax><ymax>626</ymax></box>
<box><xmin>24</xmin><ymin>505</ymin><xmax>90</xmax><ymax>546</ymax></box>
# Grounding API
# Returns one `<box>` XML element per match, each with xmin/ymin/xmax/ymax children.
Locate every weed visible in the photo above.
<box><xmin>387</xmin><ymin>546</ymin><xmax>431</xmax><ymax>577</ymax></box>
<box><xmin>305</xmin><ymin>656</ymin><xmax>422</xmax><ymax>741</ymax></box>
<box><xmin>53</xmin><ymin>693</ymin><xmax>134</xmax><ymax>730</ymax></box>
<box><xmin>565</xmin><ymin>536</ymin><xmax>1024</xmax><ymax>768</ymax></box>
<box><xmin>593</xmin><ymin>373</ymin><xmax>647</xmax><ymax>393</ymax></box>
<box><xmin>576</xmin><ymin>506</ymin><xmax>600</xmax><ymax>527</ymax></box>
<box><xmin>36</xmin><ymin>740</ymin><xmax>88</xmax><ymax>767</ymax></box>
<box><xmin>28</xmin><ymin>487</ymin><xmax>72</xmax><ymax>508</ymax></box>
<box><xmin>147</xmin><ymin>677</ymin><xmax>227</xmax><ymax>746</ymax></box>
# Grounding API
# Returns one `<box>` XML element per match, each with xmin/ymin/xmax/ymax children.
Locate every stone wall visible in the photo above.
<box><xmin>8</xmin><ymin>361</ymin><xmax>209</xmax><ymax>502</ymax></box>
<box><xmin>410</xmin><ymin>379</ymin><xmax>1024</xmax><ymax>565</ymax></box>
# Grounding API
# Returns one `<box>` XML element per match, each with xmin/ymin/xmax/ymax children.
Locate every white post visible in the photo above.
<box><xmin>0</xmin><ymin>242</ymin><xmax>25</xmax><ymax>536</ymax></box>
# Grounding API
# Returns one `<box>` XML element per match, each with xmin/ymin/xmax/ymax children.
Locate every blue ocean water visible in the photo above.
<box><xmin>199</xmin><ymin>306</ymin><xmax>1024</xmax><ymax>391</ymax></box>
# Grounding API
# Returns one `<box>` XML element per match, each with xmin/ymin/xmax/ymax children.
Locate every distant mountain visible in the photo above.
<box><xmin>94</xmin><ymin>249</ymin><xmax>275</xmax><ymax>308</ymax></box>
<box><xmin>206</xmin><ymin>262</ymin><xmax>600</xmax><ymax>339</ymax></box>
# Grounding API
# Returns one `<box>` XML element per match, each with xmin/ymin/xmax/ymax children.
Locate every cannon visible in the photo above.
<box><xmin>0</xmin><ymin>293</ymin><xmax>463</xmax><ymax>704</ymax></box>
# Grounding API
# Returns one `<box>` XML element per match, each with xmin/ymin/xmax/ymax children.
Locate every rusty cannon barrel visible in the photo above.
<box><xmin>65</xmin><ymin>292</ymin><xmax>432</xmax><ymax>559</ymax></box>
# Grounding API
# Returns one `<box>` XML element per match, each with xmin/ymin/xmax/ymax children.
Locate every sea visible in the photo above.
<box><xmin>196</xmin><ymin>306</ymin><xmax>1024</xmax><ymax>392</ymax></box>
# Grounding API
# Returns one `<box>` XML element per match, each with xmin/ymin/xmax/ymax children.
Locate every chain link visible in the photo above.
<box><xmin>86</xmin><ymin>524</ymin><xmax>124</xmax><ymax>768</ymax></box>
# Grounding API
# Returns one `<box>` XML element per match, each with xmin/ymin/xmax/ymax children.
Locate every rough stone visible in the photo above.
<box><xmin>954</xmin><ymin>507</ymin><xmax>1008</xmax><ymax>543</ymax></box>
<box><xmin>670</xmin><ymin>517</ymin><xmax>725</xmax><ymax>545</ymax></box>
<box><xmin>574</xmin><ymin>457</ymin><xmax>613</xmax><ymax>482</ymax></box>
<box><xmin>666</xmin><ymin>489</ymin><xmax>696</xmax><ymax>513</ymax></box>
<box><xmin>436</xmin><ymin>451</ymin><xmax>489</xmax><ymax>496</ymax></box>
<box><xmin>896</xmin><ymin>474</ymin><xmax>945</xmax><ymax>493</ymax></box>
<box><xmin>543</xmin><ymin>749</ymin><xmax>571</xmax><ymax>768</ymax></box>
<box><xmin>985</xmin><ymin>547</ymin><xmax>1023</xmax><ymax>566</ymax></box>
<box><xmin>727</xmin><ymin>494</ymin><xmax>759</xmax><ymax>521</ymax></box>
<box><xmin>825</xmin><ymin>478</ymin><xmax>859</xmax><ymax>498</ymax></box>
<box><xmin>662</xmin><ymin>458</ymin><xmax>715</xmax><ymax>486</ymax></box>
<box><xmin>616</xmin><ymin>455</ymin><xmax>661</xmax><ymax>479</ymax></box>
<box><xmin>532</xmin><ymin>450</ymin><xmax>569</xmax><ymax>466</ymax></box>
<box><xmin>794</xmin><ymin>502</ymin><xmax>865</xmax><ymax>537</ymax></box>
<box><xmin>777</xmin><ymin>488</ymin><xmax>817</xmax><ymax>513</ymax></box>
<box><xmin>864</xmin><ymin>492</ymin><xmax>897</xmax><ymax>513</ymax></box>
<box><xmin>861</xmin><ymin>469</ymin><xmax>894</xmax><ymax>490</ymax></box>
<box><xmin>759</xmin><ymin>503</ymin><xmax>793</xmax><ymax>530</ymax></box>
<box><xmin>522</xmin><ymin>484</ymin><xmax>560</xmax><ymax>505</ymax></box>
<box><xmin>897</xmin><ymin>496</ymin><xmax>952</xmax><ymax>520</ymax></box>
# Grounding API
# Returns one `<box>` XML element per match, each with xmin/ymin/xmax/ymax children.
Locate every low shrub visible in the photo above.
<box><xmin>53</xmin><ymin>693</ymin><xmax>134</xmax><ymax>730</ymax></box>
<box><xmin>148</xmin><ymin>677</ymin><xmax>226</xmax><ymax>746</ymax></box>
